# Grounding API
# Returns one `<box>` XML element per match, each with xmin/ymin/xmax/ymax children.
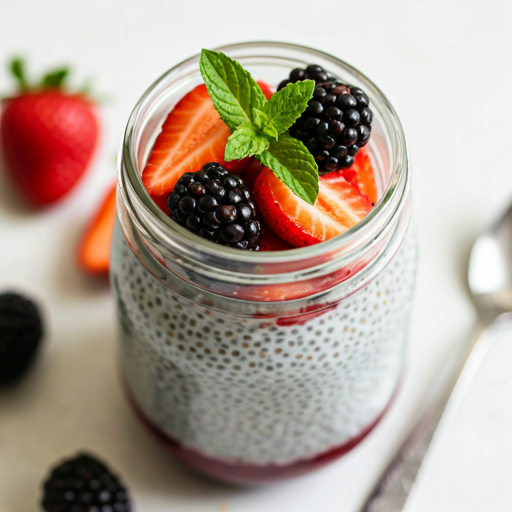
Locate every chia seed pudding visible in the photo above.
<box><xmin>112</xmin><ymin>225</ymin><xmax>415</xmax><ymax>466</ymax></box>
<box><xmin>113</xmin><ymin>42</ymin><xmax>415</xmax><ymax>482</ymax></box>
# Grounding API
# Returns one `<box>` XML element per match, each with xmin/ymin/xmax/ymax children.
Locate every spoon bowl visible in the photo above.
<box><xmin>468</xmin><ymin>202</ymin><xmax>512</xmax><ymax>322</ymax></box>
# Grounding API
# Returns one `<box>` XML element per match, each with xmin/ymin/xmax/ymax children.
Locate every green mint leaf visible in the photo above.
<box><xmin>225</xmin><ymin>122</ymin><xmax>269</xmax><ymax>161</ymax></box>
<box><xmin>263</xmin><ymin>80</ymin><xmax>315</xmax><ymax>135</ymax></box>
<box><xmin>252</xmin><ymin>108</ymin><xmax>267</xmax><ymax>130</ymax></box>
<box><xmin>262</xmin><ymin>123</ymin><xmax>278</xmax><ymax>141</ymax></box>
<box><xmin>10</xmin><ymin>58</ymin><xmax>28</xmax><ymax>91</ymax></box>
<box><xmin>199</xmin><ymin>49</ymin><xmax>266</xmax><ymax>131</ymax></box>
<box><xmin>42</xmin><ymin>69</ymin><xmax>68</xmax><ymax>89</ymax></box>
<box><xmin>256</xmin><ymin>133</ymin><xmax>319</xmax><ymax>205</ymax></box>
<box><xmin>253</xmin><ymin>108</ymin><xmax>278</xmax><ymax>141</ymax></box>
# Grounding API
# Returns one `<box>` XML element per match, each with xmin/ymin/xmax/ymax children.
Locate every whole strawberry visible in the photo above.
<box><xmin>0</xmin><ymin>59</ymin><xmax>99</xmax><ymax>206</ymax></box>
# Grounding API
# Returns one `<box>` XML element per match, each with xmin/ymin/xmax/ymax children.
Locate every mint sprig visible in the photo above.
<box><xmin>199</xmin><ymin>49</ymin><xmax>319</xmax><ymax>205</ymax></box>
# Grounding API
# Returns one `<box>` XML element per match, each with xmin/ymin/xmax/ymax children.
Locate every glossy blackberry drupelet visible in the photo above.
<box><xmin>279</xmin><ymin>64</ymin><xmax>373</xmax><ymax>174</ymax></box>
<box><xmin>0</xmin><ymin>292</ymin><xmax>43</xmax><ymax>384</ymax></box>
<box><xmin>167</xmin><ymin>162</ymin><xmax>261</xmax><ymax>250</ymax></box>
<box><xmin>42</xmin><ymin>453</ymin><xmax>132</xmax><ymax>512</ymax></box>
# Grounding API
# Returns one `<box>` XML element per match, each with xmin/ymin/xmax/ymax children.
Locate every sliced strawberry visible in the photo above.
<box><xmin>142</xmin><ymin>84</ymin><xmax>239</xmax><ymax>196</ymax></box>
<box><xmin>150</xmin><ymin>192</ymin><xmax>170</xmax><ymax>214</ymax></box>
<box><xmin>258</xmin><ymin>219</ymin><xmax>294</xmax><ymax>251</ymax></box>
<box><xmin>340</xmin><ymin>146</ymin><xmax>377</xmax><ymax>205</ymax></box>
<box><xmin>77</xmin><ymin>182</ymin><xmax>117</xmax><ymax>275</ymax></box>
<box><xmin>253</xmin><ymin>168</ymin><xmax>372</xmax><ymax>248</ymax></box>
<box><xmin>222</xmin><ymin>157</ymin><xmax>248</xmax><ymax>174</ymax></box>
<box><xmin>236</xmin><ymin>159</ymin><xmax>294</xmax><ymax>252</ymax></box>
<box><xmin>256</xmin><ymin>80</ymin><xmax>274</xmax><ymax>100</ymax></box>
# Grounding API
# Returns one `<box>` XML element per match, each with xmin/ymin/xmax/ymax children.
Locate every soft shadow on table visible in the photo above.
<box><xmin>0</xmin><ymin>156</ymin><xmax>33</xmax><ymax>218</ymax></box>
<box><xmin>52</xmin><ymin>216</ymin><xmax>111</xmax><ymax>300</ymax></box>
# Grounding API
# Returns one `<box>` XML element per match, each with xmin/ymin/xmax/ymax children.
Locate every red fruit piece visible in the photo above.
<box><xmin>150</xmin><ymin>192</ymin><xmax>170</xmax><ymax>214</ymax></box>
<box><xmin>1</xmin><ymin>59</ymin><xmax>99</xmax><ymax>207</ymax></box>
<box><xmin>222</xmin><ymin>157</ymin><xmax>248</xmax><ymax>174</ymax></box>
<box><xmin>142</xmin><ymin>84</ymin><xmax>245</xmax><ymax>196</ymax></box>
<box><xmin>236</xmin><ymin>157</ymin><xmax>265</xmax><ymax>191</ymax></box>
<box><xmin>277</xmin><ymin>304</ymin><xmax>338</xmax><ymax>326</ymax></box>
<box><xmin>256</xmin><ymin>80</ymin><xmax>274</xmax><ymax>100</ymax></box>
<box><xmin>253</xmin><ymin>168</ymin><xmax>372</xmax><ymax>248</ymax></box>
<box><xmin>258</xmin><ymin>219</ymin><xmax>294</xmax><ymax>251</ymax></box>
<box><xmin>77</xmin><ymin>182</ymin><xmax>117</xmax><ymax>276</ymax></box>
<box><xmin>340</xmin><ymin>146</ymin><xmax>377</xmax><ymax>205</ymax></box>
<box><xmin>1</xmin><ymin>60</ymin><xmax>99</xmax><ymax>207</ymax></box>
<box><xmin>236</xmin><ymin>158</ymin><xmax>293</xmax><ymax>252</ymax></box>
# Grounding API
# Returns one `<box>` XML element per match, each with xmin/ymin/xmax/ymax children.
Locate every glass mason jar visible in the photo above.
<box><xmin>112</xmin><ymin>42</ymin><xmax>416</xmax><ymax>484</ymax></box>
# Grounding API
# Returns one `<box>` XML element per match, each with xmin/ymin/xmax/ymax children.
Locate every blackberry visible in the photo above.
<box><xmin>278</xmin><ymin>64</ymin><xmax>373</xmax><ymax>174</ymax></box>
<box><xmin>167</xmin><ymin>162</ymin><xmax>261</xmax><ymax>250</ymax></box>
<box><xmin>0</xmin><ymin>291</ymin><xmax>43</xmax><ymax>384</ymax></box>
<box><xmin>42</xmin><ymin>452</ymin><xmax>132</xmax><ymax>512</ymax></box>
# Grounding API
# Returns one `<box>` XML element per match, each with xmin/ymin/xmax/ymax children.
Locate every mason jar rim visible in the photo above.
<box><xmin>119</xmin><ymin>41</ymin><xmax>409</xmax><ymax>279</ymax></box>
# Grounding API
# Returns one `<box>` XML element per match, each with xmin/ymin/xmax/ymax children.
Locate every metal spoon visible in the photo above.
<box><xmin>359</xmin><ymin>201</ymin><xmax>512</xmax><ymax>512</ymax></box>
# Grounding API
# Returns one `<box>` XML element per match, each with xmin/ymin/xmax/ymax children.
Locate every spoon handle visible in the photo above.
<box><xmin>359</xmin><ymin>314</ymin><xmax>512</xmax><ymax>512</ymax></box>
<box><xmin>358</xmin><ymin>387</ymin><xmax>448</xmax><ymax>512</ymax></box>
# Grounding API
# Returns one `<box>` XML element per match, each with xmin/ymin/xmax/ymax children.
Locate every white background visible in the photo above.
<box><xmin>0</xmin><ymin>0</ymin><xmax>511</xmax><ymax>511</ymax></box>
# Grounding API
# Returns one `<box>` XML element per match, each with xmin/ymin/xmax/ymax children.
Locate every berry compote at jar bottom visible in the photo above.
<box><xmin>112</xmin><ymin>42</ymin><xmax>416</xmax><ymax>484</ymax></box>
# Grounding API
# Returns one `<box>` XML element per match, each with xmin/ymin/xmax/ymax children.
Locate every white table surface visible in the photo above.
<box><xmin>404</xmin><ymin>317</ymin><xmax>512</xmax><ymax>512</ymax></box>
<box><xmin>1</xmin><ymin>1</ymin><xmax>512</xmax><ymax>511</ymax></box>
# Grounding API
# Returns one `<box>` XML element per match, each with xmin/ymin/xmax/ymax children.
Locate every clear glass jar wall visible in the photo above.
<box><xmin>112</xmin><ymin>42</ymin><xmax>416</xmax><ymax>483</ymax></box>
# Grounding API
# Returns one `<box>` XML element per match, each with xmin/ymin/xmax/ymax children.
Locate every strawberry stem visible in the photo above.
<box><xmin>41</xmin><ymin>69</ymin><xmax>68</xmax><ymax>89</ymax></box>
<box><xmin>5</xmin><ymin>56</ymin><xmax>99</xmax><ymax>101</ymax></box>
<box><xmin>9</xmin><ymin>58</ymin><xmax>29</xmax><ymax>91</ymax></box>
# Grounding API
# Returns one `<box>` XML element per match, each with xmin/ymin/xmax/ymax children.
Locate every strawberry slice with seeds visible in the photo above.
<box><xmin>253</xmin><ymin>168</ymin><xmax>372</xmax><ymax>248</ymax></box>
<box><xmin>258</xmin><ymin>219</ymin><xmax>294</xmax><ymax>251</ymax></box>
<box><xmin>339</xmin><ymin>146</ymin><xmax>377</xmax><ymax>205</ymax></box>
<box><xmin>142</xmin><ymin>84</ymin><xmax>244</xmax><ymax>196</ymax></box>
